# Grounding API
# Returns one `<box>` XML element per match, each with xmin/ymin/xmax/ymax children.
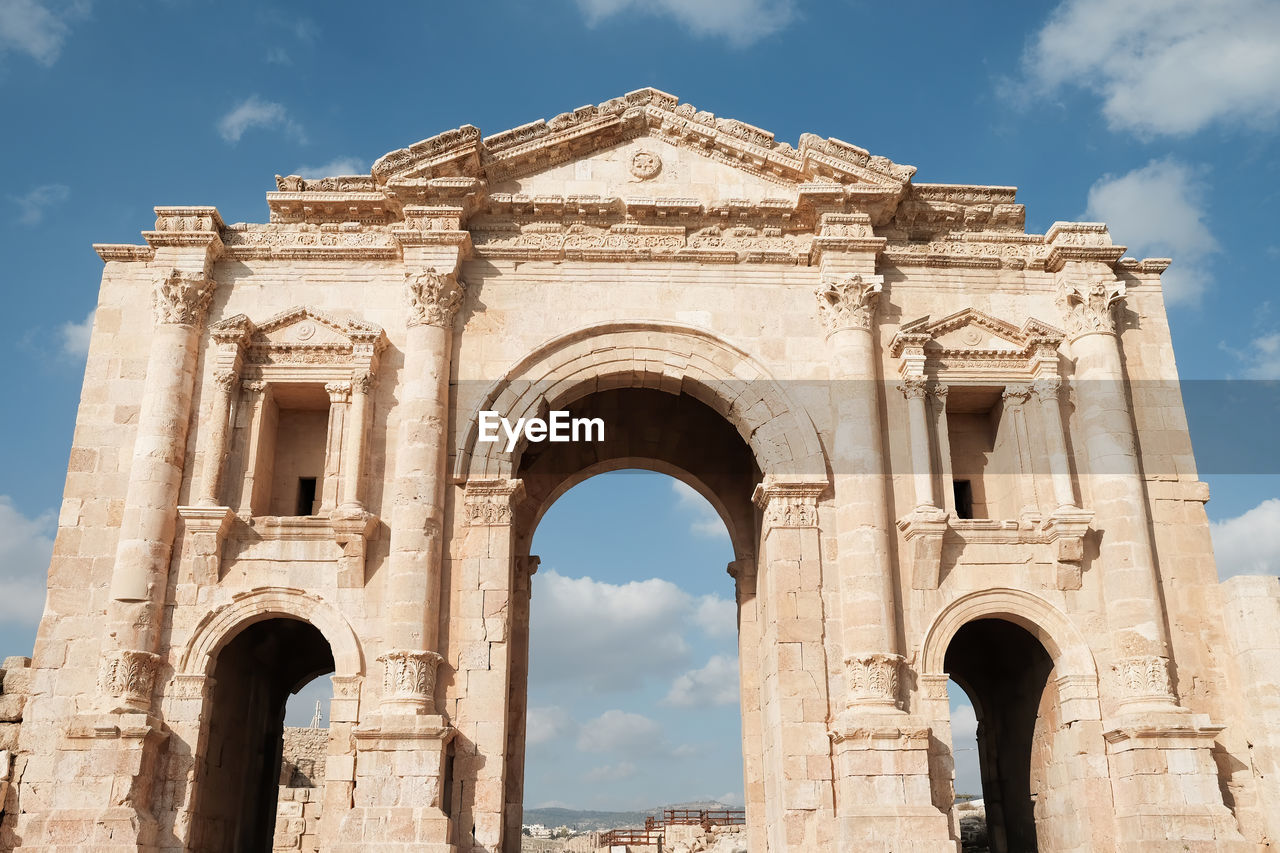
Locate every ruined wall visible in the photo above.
<box><xmin>0</xmin><ymin>657</ymin><xmax>31</xmax><ymax>848</ymax></box>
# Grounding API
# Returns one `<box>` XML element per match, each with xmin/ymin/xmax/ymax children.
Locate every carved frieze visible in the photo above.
<box><xmin>1114</xmin><ymin>655</ymin><xmax>1175</xmax><ymax>703</ymax></box>
<box><xmin>753</xmin><ymin>481</ymin><xmax>825</xmax><ymax>529</ymax></box>
<box><xmin>221</xmin><ymin>225</ymin><xmax>398</xmax><ymax>259</ymax></box>
<box><xmin>464</xmin><ymin>479</ymin><xmax>525</xmax><ymax>526</ymax></box>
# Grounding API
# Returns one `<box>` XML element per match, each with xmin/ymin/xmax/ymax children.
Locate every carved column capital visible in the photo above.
<box><xmin>752</xmin><ymin>480</ymin><xmax>825</xmax><ymax>528</ymax></box>
<box><xmin>1058</xmin><ymin>277</ymin><xmax>1126</xmax><ymax>339</ymax></box>
<box><xmin>153</xmin><ymin>268</ymin><xmax>216</xmax><ymax>327</ymax></box>
<box><xmin>1002</xmin><ymin>383</ymin><xmax>1032</xmax><ymax>410</ymax></box>
<box><xmin>99</xmin><ymin>649</ymin><xmax>162</xmax><ymax>710</ymax></box>
<box><xmin>464</xmin><ymin>478</ymin><xmax>525</xmax><ymax>526</ymax></box>
<box><xmin>351</xmin><ymin>370</ymin><xmax>375</xmax><ymax>395</ymax></box>
<box><xmin>1031</xmin><ymin>376</ymin><xmax>1062</xmax><ymax>403</ymax></box>
<box><xmin>405</xmin><ymin>267</ymin><xmax>465</xmax><ymax>328</ymax></box>
<box><xmin>844</xmin><ymin>652</ymin><xmax>903</xmax><ymax>709</ymax></box>
<box><xmin>377</xmin><ymin>649</ymin><xmax>443</xmax><ymax>712</ymax></box>
<box><xmin>325</xmin><ymin>381</ymin><xmax>352</xmax><ymax>403</ymax></box>
<box><xmin>212</xmin><ymin>368</ymin><xmax>239</xmax><ymax>393</ymax></box>
<box><xmin>1113</xmin><ymin>654</ymin><xmax>1176</xmax><ymax>706</ymax></box>
<box><xmin>898</xmin><ymin>375</ymin><xmax>928</xmax><ymax>400</ymax></box>
<box><xmin>815</xmin><ymin>274</ymin><xmax>883</xmax><ymax>335</ymax></box>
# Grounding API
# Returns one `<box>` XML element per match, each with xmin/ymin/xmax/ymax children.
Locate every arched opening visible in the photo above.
<box><xmin>503</xmin><ymin>385</ymin><xmax>763</xmax><ymax>849</ymax></box>
<box><xmin>944</xmin><ymin>619</ymin><xmax>1054</xmax><ymax>853</ymax></box>
<box><xmin>188</xmin><ymin>617</ymin><xmax>335</xmax><ymax>853</ymax></box>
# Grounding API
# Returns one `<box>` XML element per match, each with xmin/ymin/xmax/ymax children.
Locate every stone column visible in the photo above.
<box><xmin>931</xmin><ymin>385</ymin><xmax>955</xmax><ymax>516</ymax></box>
<box><xmin>321</xmin><ymin>381</ymin><xmax>350</xmax><ymax>514</ymax></box>
<box><xmin>752</xmin><ymin>481</ymin><xmax>836</xmax><ymax>852</ymax></box>
<box><xmin>1049</xmin><ymin>223</ymin><xmax>1248</xmax><ymax>850</ymax></box>
<box><xmin>502</xmin><ymin>555</ymin><xmax>538</xmax><ymax>852</ymax></box>
<box><xmin>814</xmin><ymin>274</ymin><xmax>905</xmax><ymax>711</ymax></box>
<box><xmin>1031</xmin><ymin>376</ymin><xmax>1077</xmax><ymax>510</ymax></box>
<box><xmin>104</xmin><ymin>267</ymin><xmax>217</xmax><ymax>709</ymax></box>
<box><xmin>381</xmin><ymin>268</ymin><xmax>464</xmax><ymax>715</ymax></box>
<box><xmin>196</xmin><ymin>369</ymin><xmax>238</xmax><ymax>507</ymax></box>
<box><xmin>729</xmin><ymin>556</ymin><xmax>767</xmax><ymax>853</ymax></box>
<box><xmin>339</xmin><ymin>371</ymin><xmax>372</xmax><ymax>511</ymax></box>
<box><xmin>902</xmin><ymin>376</ymin><xmax>936</xmax><ymax>512</ymax></box>
<box><xmin>1001</xmin><ymin>384</ymin><xmax>1040</xmax><ymax>523</ymax></box>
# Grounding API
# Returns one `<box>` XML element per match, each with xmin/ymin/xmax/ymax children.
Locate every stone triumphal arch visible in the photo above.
<box><xmin>4</xmin><ymin>88</ymin><xmax>1280</xmax><ymax>852</ymax></box>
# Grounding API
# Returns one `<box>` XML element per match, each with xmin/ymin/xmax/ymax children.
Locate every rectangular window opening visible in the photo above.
<box><xmin>953</xmin><ymin>479</ymin><xmax>974</xmax><ymax>520</ymax></box>
<box><xmin>296</xmin><ymin>477</ymin><xmax>318</xmax><ymax>517</ymax></box>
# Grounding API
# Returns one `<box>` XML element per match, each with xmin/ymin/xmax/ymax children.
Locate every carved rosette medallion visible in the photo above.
<box><xmin>99</xmin><ymin>649</ymin><xmax>161</xmax><ymax>707</ymax></box>
<box><xmin>815</xmin><ymin>274</ymin><xmax>883</xmax><ymax>335</ymax></box>
<box><xmin>464</xmin><ymin>479</ymin><xmax>524</xmax><ymax>527</ymax></box>
<box><xmin>377</xmin><ymin>649</ymin><xmax>443</xmax><ymax>706</ymax></box>
<box><xmin>1114</xmin><ymin>654</ymin><xmax>1175</xmax><ymax>703</ymax></box>
<box><xmin>845</xmin><ymin>652</ymin><xmax>903</xmax><ymax>708</ymax></box>
<box><xmin>405</xmin><ymin>268</ymin><xmax>464</xmax><ymax>328</ymax></box>
<box><xmin>753</xmin><ymin>482</ymin><xmax>824</xmax><ymax>529</ymax></box>
<box><xmin>153</xmin><ymin>269</ymin><xmax>215</xmax><ymax>327</ymax></box>
<box><xmin>1058</xmin><ymin>278</ymin><xmax>1126</xmax><ymax>339</ymax></box>
<box><xmin>630</xmin><ymin>150</ymin><xmax>662</xmax><ymax>180</ymax></box>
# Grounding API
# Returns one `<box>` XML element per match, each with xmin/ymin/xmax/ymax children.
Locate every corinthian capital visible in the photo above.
<box><xmin>153</xmin><ymin>269</ymin><xmax>215</xmax><ymax>327</ymax></box>
<box><xmin>1058</xmin><ymin>277</ymin><xmax>1126</xmax><ymax>338</ymax></box>
<box><xmin>815</xmin><ymin>274</ymin><xmax>883</xmax><ymax>335</ymax></box>
<box><xmin>406</xmin><ymin>268</ymin><xmax>464</xmax><ymax>328</ymax></box>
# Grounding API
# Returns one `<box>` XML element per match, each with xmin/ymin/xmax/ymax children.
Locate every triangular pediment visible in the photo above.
<box><xmin>368</xmin><ymin>88</ymin><xmax>915</xmax><ymax>201</ymax></box>
<box><xmin>892</xmin><ymin>309</ymin><xmax>1063</xmax><ymax>358</ymax></box>
<box><xmin>252</xmin><ymin>306</ymin><xmax>383</xmax><ymax>349</ymax></box>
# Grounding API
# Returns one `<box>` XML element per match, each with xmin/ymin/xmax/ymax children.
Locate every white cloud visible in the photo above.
<box><xmin>292</xmin><ymin>157</ymin><xmax>365</xmax><ymax>178</ymax></box>
<box><xmin>0</xmin><ymin>0</ymin><xmax>88</xmax><ymax>67</ymax></box>
<box><xmin>671</xmin><ymin>480</ymin><xmax>729</xmax><ymax>539</ymax></box>
<box><xmin>1023</xmin><ymin>0</ymin><xmax>1280</xmax><ymax>136</ymax></box>
<box><xmin>0</xmin><ymin>496</ymin><xmax>53</xmax><ymax>624</ymax></box>
<box><xmin>1211</xmin><ymin>498</ymin><xmax>1280</xmax><ymax>578</ymax></box>
<box><xmin>531</xmin><ymin>570</ymin><xmax>693</xmax><ymax>690</ymax></box>
<box><xmin>694</xmin><ymin>594</ymin><xmax>736</xmax><ymax>639</ymax></box>
<box><xmin>217</xmin><ymin>95</ymin><xmax>306</xmax><ymax>144</ymax></box>
<box><xmin>715</xmin><ymin>791</ymin><xmax>744</xmax><ymax>807</ymax></box>
<box><xmin>265</xmin><ymin>46</ymin><xmax>291</xmax><ymax>65</ymax></box>
<box><xmin>584</xmin><ymin>761</ymin><xmax>637</xmax><ymax>782</ymax></box>
<box><xmin>950</xmin><ymin>701</ymin><xmax>982</xmax><ymax>798</ymax></box>
<box><xmin>10</xmin><ymin>182</ymin><xmax>68</xmax><ymax>224</ymax></box>
<box><xmin>527</xmin><ymin>705</ymin><xmax>576</xmax><ymax>747</ymax></box>
<box><xmin>1232</xmin><ymin>331</ymin><xmax>1280</xmax><ymax>380</ymax></box>
<box><xmin>576</xmin><ymin>709</ymin><xmax>662</xmax><ymax>754</ymax></box>
<box><xmin>1084</xmin><ymin>158</ymin><xmax>1218</xmax><ymax>305</ymax></box>
<box><xmin>531</xmin><ymin>570</ymin><xmax>737</xmax><ymax>691</ymax></box>
<box><xmin>663</xmin><ymin>654</ymin><xmax>739</xmax><ymax>708</ymax></box>
<box><xmin>574</xmin><ymin>0</ymin><xmax>796</xmax><ymax>46</ymax></box>
<box><xmin>59</xmin><ymin>307</ymin><xmax>93</xmax><ymax>358</ymax></box>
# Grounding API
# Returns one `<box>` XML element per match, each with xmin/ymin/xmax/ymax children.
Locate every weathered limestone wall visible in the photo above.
<box><xmin>0</xmin><ymin>657</ymin><xmax>31</xmax><ymax>847</ymax></box>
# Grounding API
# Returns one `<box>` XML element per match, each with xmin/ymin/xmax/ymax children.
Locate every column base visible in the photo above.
<box><xmin>334</xmin><ymin>715</ymin><xmax>456</xmax><ymax>851</ymax></box>
<box><xmin>831</xmin><ymin>716</ymin><xmax>958</xmax><ymax>851</ymax></box>
<box><xmin>1104</xmin><ymin>713</ymin><xmax>1250</xmax><ymax>850</ymax></box>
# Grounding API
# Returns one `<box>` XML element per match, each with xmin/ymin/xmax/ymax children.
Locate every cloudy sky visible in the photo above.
<box><xmin>1</xmin><ymin>0</ymin><xmax>1279</xmax><ymax>810</ymax></box>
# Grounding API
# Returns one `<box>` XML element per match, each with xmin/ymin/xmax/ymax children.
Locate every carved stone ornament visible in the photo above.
<box><xmin>815</xmin><ymin>274</ymin><xmax>883</xmax><ymax>335</ymax></box>
<box><xmin>99</xmin><ymin>649</ymin><xmax>161</xmax><ymax>706</ymax></box>
<box><xmin>630</xmin><ymin>150</ymin><xmax>662</xmax><ymax>180</ymax></box>
<box><xmin>153</xmin><ymin>269</ymin><xmax>215</xmax><ymax>327</ymax></box>
<box><xmin>464</xmin><ymin>479</ymin><xmax>524</xmax><ymax>526</ymax></box>
<box><xmin>1002</xmin><ymin>383</ymin><xmax>1032</xmax><ymax>410</ymax></box>
<box><xmin>406</xmin><ymin>268</ymin><xmax>464</xmax><ymax>328</ymax></box>
<box><xmin>1031</xmin><ymin>376</ymin><xmax>1062</xmax><ymax>403</ymax></box>
<box><xmin>1059</xmin><ymin>277</ymin><xmax>1126</xmax><ymax>338</ymax></box>
<box><xmin>845</xmin><ymin>652</ymin><xmax>903</xmax><ymax>707</ymax></box>
<box><xmin>1114</xmin><ymin>654</ymin><xmax>1175</xmax><ymax>702</ymax></box>
<box><xmin>212</xmin><ymin>368</ymin><xmax>239</xmax><ymax>392</ymax></box>
<box><xmin>377</xmin><ymin>649</ymin><xmax>443</xmax><ymax>704</ymax></box>
<box><xmin>898</xmin><ymin>375</ymin><xmax>928</xmax><ymax>400</ymax></box>
<box><xmin>753</xmin><ymin>481</ymin><xmax>824</xmax><ymax>528</ymax></box>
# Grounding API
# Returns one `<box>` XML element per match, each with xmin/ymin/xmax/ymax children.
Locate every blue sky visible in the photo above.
<box><xmin>2</xmin><ymin>0</ymin><xmax>1279</xmax><ymax>810</ymax></box>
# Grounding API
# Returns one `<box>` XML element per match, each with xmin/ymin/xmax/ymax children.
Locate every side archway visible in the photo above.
<box><xmin>179</xmin><ymin>586</ymin><xmax>364</xmax><ymax>679</ymax></box>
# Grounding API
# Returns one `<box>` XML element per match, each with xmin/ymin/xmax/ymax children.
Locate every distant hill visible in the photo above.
<box><xmin>522</xmin><ymin>802</ymin><xmax>739</xmax><ymax>832</ymax></box>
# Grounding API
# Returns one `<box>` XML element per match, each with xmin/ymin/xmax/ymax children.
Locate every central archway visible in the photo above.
<box><xmin>454</xmin><ymin>323</ymin><xmax>830</xmax><ymax>853</ymax></box>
